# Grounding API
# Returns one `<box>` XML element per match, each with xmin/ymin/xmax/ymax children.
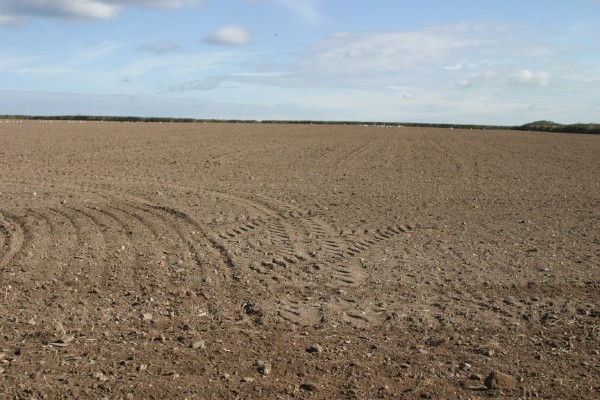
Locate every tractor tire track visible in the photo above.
<box><xmin>0</xmin><ymin>211</ymin><xmax>25</xmax><ymax>271</ymax></box>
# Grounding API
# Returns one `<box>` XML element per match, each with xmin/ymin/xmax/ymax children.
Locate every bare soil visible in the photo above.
<box><xmin>0</xmin><ymin>121</ymin><xmax>598</xmax><ymax>399</ymax></box>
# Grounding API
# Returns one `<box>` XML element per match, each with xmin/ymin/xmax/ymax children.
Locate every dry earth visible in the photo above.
<box><xmin>0</xmin><ymin>121</ymin><xmax>598</xmax><ymax>399</ymax></box>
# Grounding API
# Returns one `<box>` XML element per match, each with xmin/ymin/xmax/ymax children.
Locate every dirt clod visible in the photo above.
<box><xmin>300</xmin><ymin>383</ymin><xmax>317</xmax><ymax>392</ymax></box>
<box><xmin>306</xmin><ymin>345</ymin><xmax>323</xmax><ymax>354</ymax></box>
<box><xmin>484</xmin><ymin>371</ymin><xmax>518</xmax><ymax>389</ymax></box>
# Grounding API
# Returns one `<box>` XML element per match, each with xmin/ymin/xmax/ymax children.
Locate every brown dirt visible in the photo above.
<box><xmin>0</xmin><ymin>121</ymin><xmax>598</xmax><ymax>399</ymax></box>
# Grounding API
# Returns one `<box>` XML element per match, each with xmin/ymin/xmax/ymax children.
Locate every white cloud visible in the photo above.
<box><xmin>444</xmin><ymin>62</ymin><xmax>477</xmax><ymax>71</ymax></box>
<box><xmin>204</xmin><ymin>26</ymin><xmax>252</xmax><ymax>46</ymax></box>
<box><xmin>0</xmin><ymin>13</ymin><xmax>21</xmax><ymax>25</ymax></box>
<box><xmin>0</xmin><ymin>0</ymin><xmax>204</xmax><ymax>23</ymax></box>
<box><xmin>455</xmin><ymin>79</ymin><xmax>472</xmax><ymax>88</ymax></box>
<box><xmin>510</xmin><ymin>69</ymin><xmax>551</xmax><ymax>86</ymax></box>
<box><xmin>2</xmin><ymin>0</ymin><xmax>121</xmax><ymax>20</ymax></box>
<box><xmin>169</xmin><ymin>24</ymin><xmax>540</xmax><ymax>95</ymax></box>
<box><xmin>453</xmin><ymin>71</ymin><xmax>496</xmax><ymax>89</ymax></box>
<box><xmin>106</xmin><ymin>0</ymin><xmax>205</xmax><ymax>9</ymax></box>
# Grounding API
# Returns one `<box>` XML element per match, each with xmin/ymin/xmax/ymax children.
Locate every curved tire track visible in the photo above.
<box><xmin>2</xmin><ymin>169</ymin><xmax>419</xmax><ymax>328</ymax></box>
<box><xmin>0</xmin><ymin>211</ymin><xmax>26</xmax><ymax>270</ymax></box>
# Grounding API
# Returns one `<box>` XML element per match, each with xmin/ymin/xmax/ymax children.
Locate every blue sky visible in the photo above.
<box><xmin>1</xmin><ymin>0</ymin><xmax>599</xmax><ymax>124</ymax></box>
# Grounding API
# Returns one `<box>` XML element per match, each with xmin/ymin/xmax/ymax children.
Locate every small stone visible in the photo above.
<box><xmin>400</xmin><ymin>363</ymin><xmax>410</xmax><ymax>369</ymax></box>
<box><xmin>142</xmin><ymin>313</ymin><xmax>153</xmax><ymax>322</ymax></box>
<box><xmin>137</xmin><ymin>364</ymin><xmax>148</xmax><ymax>372</ymax></box>
<box><xmin>484</xmin><ymin>349</ymin><xmax>495</xmax><ymax>357</ymax></box>
<box><xmin>242</xmin><ymin>377</ymin><xmax>254</xmax><ymax>383</ymax></box>
<box><xmin>306</xmin><ymin>344</ymin><xmax>323</xmax><ymax>354</ymax></box>
<box><xmin>484</xmin><ymin>371</ymin><xmax>518</xmax><ymax>389</ymax></box>
<box><xmin>459</xmin><ymin>362</ymin><xmax>472</xmax><ymax>371</ymax></box>
<box><xmin>191</xmin><ymin>340</ymin><xmax>206</xmax><ymax>349</ymax></box>
<box><xmin>62</xmin><ymin>334</ymin><xmax>74</xmax><ymax>343</ymax></box>
<box><xmin>257</xmin><ymin>361</ymin><xmax>272</xmax><ymax>376</ymax></box>
<box><xmin>93</xmin><ymin>372</ymin><xmax>108</xmax><ymax>382</ymax></box>
<box><xmin>51</xmin><ymin>334</ymin><xmax>74</xmax><ymax>347</ymax></box>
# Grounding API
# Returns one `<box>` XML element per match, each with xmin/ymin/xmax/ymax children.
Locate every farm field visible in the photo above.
<box><xmin>0</xmin><ymin>121</ymin><xmax>598</xmax><ymax>399</ymax></box>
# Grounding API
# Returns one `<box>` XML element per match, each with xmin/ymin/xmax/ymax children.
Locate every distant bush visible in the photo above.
<box><xmin>518</xmin><ymin>121</ymin><xmax>600</xmax><ymax>135</ymax></box>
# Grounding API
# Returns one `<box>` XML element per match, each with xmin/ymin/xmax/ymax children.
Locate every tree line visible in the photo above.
<box><xmin>0</xmin><ymin>115</ymin><xmax>598</xmax><ymax>134</ymax></box>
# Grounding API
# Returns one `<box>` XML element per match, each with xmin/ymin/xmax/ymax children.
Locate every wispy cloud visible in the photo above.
<box><xmin>76</xmin><ymin>40</ymin><xmax>127</xmax><ymax>62</ymax></box>
<box><xmin>276</xmin><ymin>0</ymin><xmax>323</xmax><ymax>24</ymax></box>
<box><xmin>296</xmin><ymin>24</ymin><xmax>497</xmax><ymax>75</ymax></box>
<box><xmin>151</xmin><ymin>20</ymin><xmax>598</xmax><ymax>124</ymax></box>
<box><xmin>247</xmin><ymin>0</ymin><xmax>323</xmax><ymax>24</ymax></box>
<box><xmin>2</xmin><ymin>9</ymin><xmax>597</xmax><ymax>126</ymax></box>
<box><xmin>204</xmin><ymin>26</ymin><xmax>252</xmax><ymax>46</ymax></box>
<box><xmin>0</xmin><ymin>88</ymin><xmax>296</xmax><ymax>120</ymax></box>
<box><xmin>168</xmin><ymin>75</ymin><xmax>226</xmax><ymax>91</ymax></box>
<box><xmin>137</xmin><ymin>41</ymin><xmax>182</xmax><ymax>55</ymax></box>
<box><xmin>169</xmin><ymin>23</ymin><xmax>550</xmax><ymax>94</ymax></box>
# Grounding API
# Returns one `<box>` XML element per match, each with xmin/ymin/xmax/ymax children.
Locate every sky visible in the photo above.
<box><xmin>0</xmin><ymin>0</ymin><xmax>599</xmax><ymax>125</ymax></box>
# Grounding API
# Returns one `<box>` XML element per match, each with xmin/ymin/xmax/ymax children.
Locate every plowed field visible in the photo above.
<box><xmin>0</xmin><ymin>121</ymin><xmax>598</xmax><ymax>399</ymax></box>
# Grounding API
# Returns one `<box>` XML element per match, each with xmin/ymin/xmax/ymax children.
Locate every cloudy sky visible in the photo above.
<box><xmin>1</xmin><ymin>0</ymin><xmax>599</xmax><ymax>124</ymax></box>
